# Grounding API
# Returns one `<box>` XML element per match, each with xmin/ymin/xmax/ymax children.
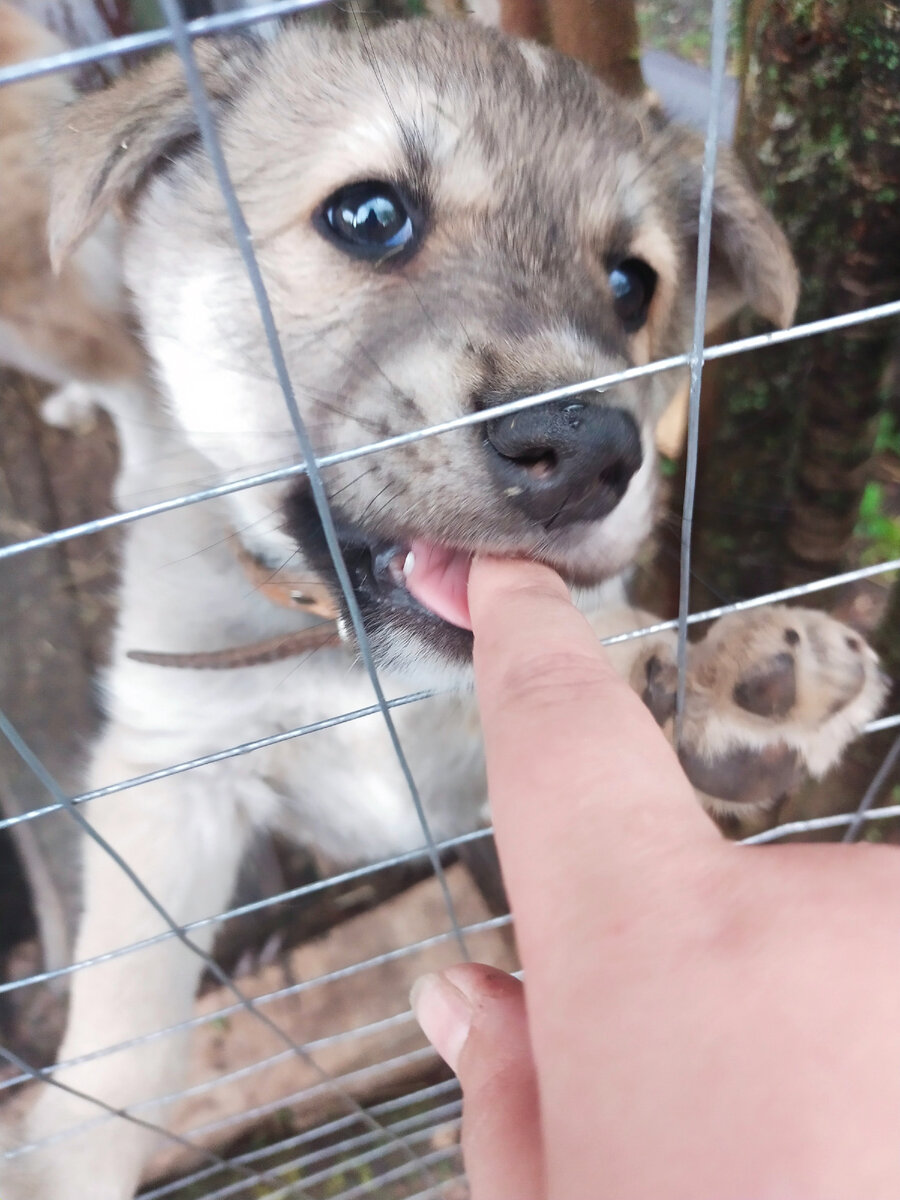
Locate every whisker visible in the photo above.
<box><xmin>326</xmin><ymin>466</ymin><xmax>380</xmax><ymax>502</ymax></box>
<box><xmin>113</xmin><ymin>454</ymin><xmax>300</xmax><ymax>506</ymax></box>
<box><xmin>356</xmin><ymin>481</ymin><xmax>398</xmax><ymax>527</ymax></box>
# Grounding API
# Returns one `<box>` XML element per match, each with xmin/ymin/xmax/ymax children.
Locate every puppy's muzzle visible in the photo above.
<box><xmin>484</xmin><ymin>398</ymin><xmax>642</xmax><ymax>527</ymax></box>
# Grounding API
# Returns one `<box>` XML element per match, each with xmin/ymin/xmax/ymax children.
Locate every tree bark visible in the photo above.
<box><xmin>876</xmin><ymin>574</ymin><xmax>900</xmax><ymax>696</ymax></box>
<box><xmin>692</xmin><ymin>0</ymin><xmax>900</xmax><ymax>604</ymax></box>
<box><xmin>499</xmin><ymin>0</ymin><xmax>645</xmax><ymax>96</ymax></box>
<box><xmin>785</xmin><ymin>1</ymin><xmax>900</xmax><ymax>581</ymax></box>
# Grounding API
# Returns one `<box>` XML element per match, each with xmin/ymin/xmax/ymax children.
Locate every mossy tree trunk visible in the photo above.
<box><xmin>876</xmin><ymin>574</ymin><xmax>900</xmax><ymax>696</ymax></box>
<box><xmin>784</xmin><ymin>2</ymin><xmax>900</xmax><ymax>582</ymax></box>
<box><xmin>692</xmin><ymin>0</ymin><xmax>900</xmax><ymax>605</ymax></box>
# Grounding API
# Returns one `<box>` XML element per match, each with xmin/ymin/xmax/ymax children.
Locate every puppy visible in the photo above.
<box><xmin>0</xmin><ymin>2</ymin><xmax>144</xmax><ymax>427</ymax></box>
<box><xmin>2</xmin><ymin>19</ymin><xmax>885</xmax><ymax>1198</ymax></box>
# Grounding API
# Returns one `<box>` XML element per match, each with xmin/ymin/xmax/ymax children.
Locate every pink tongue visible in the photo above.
<box><xmin>404</xmin><ymin>539</ymin><xmax>474</xmax><ymax>631</ymax></box>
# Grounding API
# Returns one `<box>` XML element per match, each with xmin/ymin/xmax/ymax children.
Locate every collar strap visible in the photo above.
<box><xmin>235</xmin><ymin>541</ymin><xmax>339</xmax><ymax>619</ymax></box>
<box><xmin>128</xmin><ymin>622</ymin><xmax>341</xmax><ymax>670</ymax></box>
<box><xmin>127</xmin><ymin>540</ymin><xmax>342</xmax><ymax>669</ymax></box>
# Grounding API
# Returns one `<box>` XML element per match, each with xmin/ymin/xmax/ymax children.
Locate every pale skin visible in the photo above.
<box><xmin>410</xmin><ymin>557</ymin><xmax>900</xmax><ymax>1200</ymax></box>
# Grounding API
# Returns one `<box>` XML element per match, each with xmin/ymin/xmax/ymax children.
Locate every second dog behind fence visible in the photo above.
<box><xmin>0</xmin><ymin>8</ymin><xmax>896</xmax><ymax>1200</ymax></box>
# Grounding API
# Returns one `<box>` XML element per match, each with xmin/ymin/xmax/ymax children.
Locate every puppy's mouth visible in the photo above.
<box><xmin>338</xmin><ymin>529</ymin><xmax>474</xmax><ymax>632</ymax></box>
<box><xmin>284</xmin><ymin>486</ymin><xmax>624</xmax><ymax>669</ymax></box>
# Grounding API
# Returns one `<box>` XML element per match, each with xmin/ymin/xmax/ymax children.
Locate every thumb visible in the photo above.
<box><xmin>411</xmin><ymin>963</ymin><xmax>544</xmax><ymax>1200</ymax></box>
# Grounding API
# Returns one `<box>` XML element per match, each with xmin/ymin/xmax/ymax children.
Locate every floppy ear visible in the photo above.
<box><xmin>654</xmin><ymin>124</ymin><xmax>799</xmax><ymax>330</ymax></box>
<box><xmin>48</xmin><ymin>38</ymin><xmax>258</xmax><ymax>269</ymax></box>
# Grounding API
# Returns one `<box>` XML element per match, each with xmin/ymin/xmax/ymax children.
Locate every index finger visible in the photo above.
<box><xmin>468</xmin><ymin>556</ymin><xmax>717</xmax><ymax>927</ymax></box>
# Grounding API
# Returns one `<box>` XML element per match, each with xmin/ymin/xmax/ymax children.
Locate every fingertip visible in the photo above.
<box><xmin>468</xmin><ymin>556</ymin><xmax>571</xmax><ymax>626</ymax></box>
<box><xmin>410</xmin><ymin>965</ymin><xmax>526</xmax><ymax>1074</ymax></box>
<box><xmin>411</xmin><ymin>964</ymin><xmax>543</xmax><ymax>1200</ymax></box>
<box><xmin>443</xmin><ymin>961</ymin><xmax>525</xmax><ymax>1007</ymax></box>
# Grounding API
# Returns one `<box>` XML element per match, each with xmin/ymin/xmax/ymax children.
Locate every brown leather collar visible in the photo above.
<box><xmin>234</xmin><ymin>542</ymin><xmax>339</xmax><ymax>620</ymax></box>
<box><xmin>128</xmin><ymin>542</ymin><xmax>342</xmax><ymax>669</ymax></box>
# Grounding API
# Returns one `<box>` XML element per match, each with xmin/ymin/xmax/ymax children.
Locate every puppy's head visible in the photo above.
<box><xmin>49</xmin><ymin>20</ymin><xmax>797</xmax><ymax>683</ymax></box>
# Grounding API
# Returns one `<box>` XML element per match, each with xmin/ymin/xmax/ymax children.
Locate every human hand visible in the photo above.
<box><xmin>411</xmin><ymin>557</ymin><xmax>900</xmax><ymax>1200</ymax></box>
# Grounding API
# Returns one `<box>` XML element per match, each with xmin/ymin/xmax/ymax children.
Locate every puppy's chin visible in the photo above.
<box><xmin>353</xmin><ymin>614</ymin><xmax>476</xmax><ymax>691</ymax></box>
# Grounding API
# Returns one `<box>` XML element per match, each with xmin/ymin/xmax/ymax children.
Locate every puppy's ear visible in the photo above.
<box><xmin>48</xmin><ymin>39</ymin><xmax>257</xmax><ymax>268</ymax></box>
<box><xmin>655</xmin><ymin>124</ymin><xmax>799</xmax><ymax>330</ymax></box>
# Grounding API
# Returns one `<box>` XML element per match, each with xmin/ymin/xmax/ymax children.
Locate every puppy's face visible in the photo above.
<box><xmin>51</xmin><ymin>21</ymin><xmax>797</xmax><ymax>682</ymax></box>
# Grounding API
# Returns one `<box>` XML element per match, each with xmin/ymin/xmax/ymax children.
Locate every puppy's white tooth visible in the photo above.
<box><xmin>402</xmin><ymin>551</ymin><xmax>415</xmax><ymax>578</ymax></box>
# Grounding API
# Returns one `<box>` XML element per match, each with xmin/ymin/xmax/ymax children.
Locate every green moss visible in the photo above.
<box><xmin>855</xmin><ymin>482</ymin><xmax>900</xmax><ymax>565</ymax></box>
<box><xmin>874</xmin><ymin>414</ymin><xmax>900</xmax><ymax>456</ymax></box>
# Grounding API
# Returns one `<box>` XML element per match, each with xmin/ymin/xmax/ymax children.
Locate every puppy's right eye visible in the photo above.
<box><xmin>608</xmin><ymin>258</ymin><xmax>658</xmax><ymax>333</ymax></box>
<box><xmin>317</xmin><ymin>181</ymin><xmax>420</xmax><ymax>260</ymax></box>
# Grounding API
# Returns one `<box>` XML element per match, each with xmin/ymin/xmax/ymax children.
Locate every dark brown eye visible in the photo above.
<box><xmin>608</xmin><ymin>258</ymin><xmax>658</xmax><ymax>332</ymax></box>
<box><xmin>317</xmin><ymin>181</ymin><xmax>419</xmax><ymax>259</ymax></box>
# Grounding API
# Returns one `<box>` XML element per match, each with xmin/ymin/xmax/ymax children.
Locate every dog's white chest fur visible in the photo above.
<box><xmin>104</xmin><ymin>433</ymin><xmax>486</xmax><ymax>865</ymax></box>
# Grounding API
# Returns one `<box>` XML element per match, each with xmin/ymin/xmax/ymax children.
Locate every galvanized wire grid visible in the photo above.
<box><xmin>0</xmin><ymin>1</ymin><xmax>898</xmax><ymax>1198</ymax></box>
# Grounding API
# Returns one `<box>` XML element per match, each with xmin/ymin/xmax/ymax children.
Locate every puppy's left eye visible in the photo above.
<box><xmin>318</xmin><ymin>181</ymin><xmax>418</xmax><ymax>259</ymax></box>
<box><xmin>608</xmin><ymin>258</ymin><xmax>658</xmax><ymax>332</ymax></box>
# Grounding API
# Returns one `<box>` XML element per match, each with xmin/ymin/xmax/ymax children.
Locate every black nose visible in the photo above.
<box><xmin>484</xmin><ymin>399</ymin><xmax>643</xmax><ymax>527</ymax></box>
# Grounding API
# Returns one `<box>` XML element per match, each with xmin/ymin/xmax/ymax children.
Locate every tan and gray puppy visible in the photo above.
<box><xmin>2</xmin><ymin>19</ymin><xmax>885</xmax><ymax>1198</ymax></box>
<box><xmin>0</xmin><ymin>2</ymin><xmax>144</xmax><ymax>425</ymax></box>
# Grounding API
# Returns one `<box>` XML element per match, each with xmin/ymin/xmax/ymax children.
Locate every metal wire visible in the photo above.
<box><xmin>8</xmin><ymin>1040</ymin><xmax>440</xmax><ymax>1162</ymax></box>
<box><xmin>0</xmin><ymin>1044</ymin><xmax>287</xmax><ymax>1194</ymax></box>
<box><xmin>842</xmin><ymin>732</ymin><xmax>900</xmax><ymax>844</ymax></box>
<box><xmin>1</xmin><ymin>553</ymin><xmax>898</xmax><ymax>840</ymax></box>
<box><xmin>1</xmin><ymin>1</ymin><xmax>900</xmax><ymax>1197</ymax></box>
<box><xmin>3</xmin><ymin>643</ymin><xmax>899</xmax><ymax>1011</ymax></box>
<box><xmin>402</xmin><ymin>1183</ymin><xmax>467</xmax><ymax>1200</ymax></box>
<box><xmin>140</xmin><ymin>1082</ymin><xmax>462</xmax><ymax>1200</ymax></box>
<box><xmin>0</xmin><ymin>685</ymin><xmax>895</xmax><ymax>839</ymax></box>
<box><xmin>2</xmin><ymin>914</ymin><xmax>510</xmax><ymax>1109</ymax></box>
<box><xmin>0</xmin><ymin>1</ymin><xmax>331</xmax><ymax>87</ymax></box>
<box><xmin>0</xmin><ymin>691</ymin><xmax>439</xmax><ymax>835</ymax></box>
<box><xmin>195</xmin><ymin>1127</ymin><xmax>460</xmax><ymax>1200</ymax></box>
<box><xmin>4</xmin><ymin>1040</ymin><xmax>459</xmax><ymax>1199</ymax></box>
<box><xmin>143</xmin><ymin>1089</ymin><xmax>460</xmax><ymax>1200</ymax></box>
<box><xmin>3</xmin><ymin>299</ymin><xmax>900</xmax><ymax>567</ymax></box>
<box><xmin>294</xmin><ymin>1145</ymin><xmax>461</xmax><ymax>1200</ymax></box>
<box><xmin>865</xmin><ymin>714</ymin><xmax>900</xmax><ymax>735</ymax></box>
<box><xmin>674</xmin><ymin>0</ymin><xmax>729</xmax><ymax>744</ymax></box>
<box><xmin>156</xmin><ymin>0</ymin><xmax>467</xmax><ymax>962</ymax></box>
<box><xmin>0</xmin><ymin>826</ymin><xmax>494</xmax><ymax>1000</ymax></box>
<box><xmin>127</xmin><ymin>1011</ymin><xmax>419</xmax><ymax>1120</ymax></box>
<box><xmin>603</xmin><ymin>555</ymin><xmax>900</xmax><ymax>644</ymax></box>
<box><xmin>168</xmin><ymin>1043</ymin><xmax>441</xmax><ymax>1145</ymax></box>
<box><xmin>0</xmin><ymin>711</ymin><xmax>437</xmax><ymax>1190</ymax></box>
<box><xmin>741</xmin><ymin>802</ymin><xmax>900</xmax><ymax>846</ymax></box>
<box><xmin>0</xmin><ymin>831</ymin><xmax>498</xmax><ymax>1006</ymax></box>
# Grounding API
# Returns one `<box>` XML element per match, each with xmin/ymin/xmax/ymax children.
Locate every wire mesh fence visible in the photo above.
<box><xmin>0</xmin><ymin>0</ymin><xmax>898</xmax><ymax>1197</ymax></box>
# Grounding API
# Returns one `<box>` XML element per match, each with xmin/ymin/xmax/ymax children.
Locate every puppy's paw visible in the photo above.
<box><xmin>40</xmin><ymin>381</ymin><xmax>99</xmax><ymax>432</ymax></box>
<box><xmin>633</xmin><ymin>607</ymin><xmax>888</xmax><ymax>834</ymax></box>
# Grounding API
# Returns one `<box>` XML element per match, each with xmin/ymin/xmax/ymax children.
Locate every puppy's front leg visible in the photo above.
<box><xmin>4</xmin><ymin>736</ymin><xmax>251</xmax><ymax>1200</ymax></box>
